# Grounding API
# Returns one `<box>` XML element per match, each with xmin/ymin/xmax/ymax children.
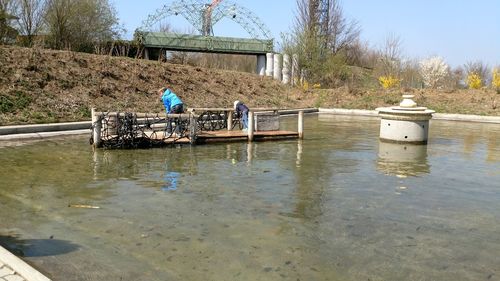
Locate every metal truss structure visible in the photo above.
<box><xmin>139</xmin><ymin>0</ymin><xmax>272</xmax><ymax>40</ymax></box>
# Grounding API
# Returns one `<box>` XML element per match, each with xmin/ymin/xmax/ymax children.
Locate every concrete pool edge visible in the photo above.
<box><xmin>319</xmin><ymin>108</ymin><xmax>500</xmax><ymax>123</ymax></box>
<box><xmin>0</xmin><ymin>245</ymin><xmax>52</xmax><ymax>281</ymax></box>
<box><xmin>1</xmin><ymin>108</ymin><xmax>499</xmax><ymax>141</ymax></box>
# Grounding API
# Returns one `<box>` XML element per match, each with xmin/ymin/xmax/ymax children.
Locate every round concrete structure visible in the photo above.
<box><xmin>273</xmin><ymin>53</ymin><xmax>282</xmax><ymax>81</ymax></box>
<box><xmin>282</xmin><ymin>54</ymin><xmax>291</xmax><ymax>84</ymax></box>
<box><xmin>265</xmin><ymin>53</ymin><xmax>274</xmax><ymax>77</ymax></box>
<box><xmin>376</xmin><ymin>95</ymin><xmax>435</xmax><ymax>144</ymax></box>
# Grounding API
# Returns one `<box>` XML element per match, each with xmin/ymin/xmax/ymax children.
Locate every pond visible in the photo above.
<box><xmin>0</xmin><ymin>115</ymin><xmax>499</xmax><ymax>281</ymax></box>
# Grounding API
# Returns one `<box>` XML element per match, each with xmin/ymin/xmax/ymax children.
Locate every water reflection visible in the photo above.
<box><xmin>377</xmin><ymin>141</ymin><xmax>430</xmax><ymax>177</ymax></box>
<box><xmin>162</xmin><ymin>171</ymin><xmax>180</xmax><ymax>191</ymax></box>
<box><xmin>296</xmin><ymin>140</ymin><xmax>303</xmax><ymax>167</ymax></box>
<box><xmin>487</xmin><ymin>135</ymin><xmax>499</xmax><ymax>163</ymax></box>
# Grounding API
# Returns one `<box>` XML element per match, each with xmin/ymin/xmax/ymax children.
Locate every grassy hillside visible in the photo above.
<box><xmin>0</xmin><ymin>46</ymin><xmax>498</xmax><ymax>125</ymax></box>
<box><xmin>0</xmin><ymin>46</ymin><xmax>306</xmax><ymax>125</ymax></box>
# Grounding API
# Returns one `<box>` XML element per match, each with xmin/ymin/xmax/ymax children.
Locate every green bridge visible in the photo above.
<box><xmin>137</xmin><ymin>32</ymin><xmax>274</xmax><ymax>56</ymax></box>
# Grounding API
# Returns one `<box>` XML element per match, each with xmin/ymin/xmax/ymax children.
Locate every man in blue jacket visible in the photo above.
<box><xmin>159</xmin><ymin>87</ymin><xmax>185</xmax><ymax>134</ymax></box>
<box><xmin>159</xmin><ymin>87</ymin><xmax>184</xmax><ymax>114</ymax></box>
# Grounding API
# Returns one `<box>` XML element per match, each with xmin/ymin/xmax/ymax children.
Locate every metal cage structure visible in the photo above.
<box><xmin>138</xmin><ymin>0</ymin><xmax>272</xmax><ymax>40</ymax></box>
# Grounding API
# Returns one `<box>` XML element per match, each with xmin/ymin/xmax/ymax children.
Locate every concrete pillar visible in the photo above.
<box><xmin>265</xmin><ymin>53</ymin><xmax>274</xmax><ymax>77</ymax></box>
<box><xmin>298</xmin><ymin>110</ymin><xmax>304</xmax><ymax>140</ymax></box>
<box><xmin>144</xmin><ymin>48</ymin><xmax>150</xmax><ymax>60</ymax></box>
<box><xmin>91</xmin><ymin>108</ymin><xmax>102</xmax><ymax>148</ymax></box>
<box><xmin>282</xmin><ymin>54</ymin><xmax>291</xmax><ymax>84</ymax></box>
<box><xmin>256</xmin><ymin>55</ymin><xmax>266</xmax><ymax>76</ymax></box>
<box><xmin>248</xmin><ymin>111</ymin><xmax>254</xmax><ymax>141</ymax></box>
<box><xmin>189</xmin><ymin>113</ymin><xmax>197</xmax><ymax>145</ymax></box>
<box><xmin>227</xmin><ymin>110</ymin><xmax>233</xmax><ymax>131</ymax></box>
<box><xmin>273</xmin><ymin>54</ymin><xmax>282</xmax><ymax>81</ymax></box>
<box><xmin>291</xmin><ymin>54</ymin><xmax>299</xmax><ymax>86</ymax></box>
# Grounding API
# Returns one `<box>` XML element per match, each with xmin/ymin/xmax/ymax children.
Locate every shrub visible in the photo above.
<box><xmin>419</xmin><ymin>56</ymin><xmax>449</xmax><ymax>88</ymax></box>
<box><xmin>0</xmin><ymin>92</ymin><xmax>32</xmax><ymax>113</ymax></box>
<box><xmin>379</xmin><ymin>76</ymin><xmax>401</xmax><ymax>89</ymax></box>
<box><xmin>492</xmin><ymin>68</ymin><xmax>500</xmax><ymax>89</ymax></box>
<box><xmin>467</xmin><ymin>73</ymin><xmax>482</xmax><ymax>89</ymax></box>
<box><xmin>464</xmin><ymin>61</ymin><xmax>489</xmax><ymax>87</ymax></box>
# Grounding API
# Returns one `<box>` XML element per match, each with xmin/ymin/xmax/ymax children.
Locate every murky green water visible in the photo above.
<box><xmin>1</xmin><ymin>115</ymin><xmax>499</xmax><ymax>281</ymax></box>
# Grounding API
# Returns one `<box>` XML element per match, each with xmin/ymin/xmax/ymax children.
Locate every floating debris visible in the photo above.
<box><xmin>398</xmin><ymin>186</ymin><xmax>408</xmax><ymax>190</ymax></box>
<box><xmin>68</xmin><ymin>204</ymin><xmax>101</xmax><ymax>209</ymax></box>
<box><xmin>396</xmin><ymin>174</ymin><xmax>407</xmax><ymax>179</ymax></box>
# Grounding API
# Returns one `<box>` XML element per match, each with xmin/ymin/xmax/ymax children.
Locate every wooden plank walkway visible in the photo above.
<box><xmin>197</xmin><ymin>130</ymin><xmax>299</xmax><ymax>143</ymax></box>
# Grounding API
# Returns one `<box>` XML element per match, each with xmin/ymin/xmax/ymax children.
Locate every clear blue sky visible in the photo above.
<box><xmin>115</xmin><ymin>0</ymin><xmax>499</xmax><ymax>67</ymax></box>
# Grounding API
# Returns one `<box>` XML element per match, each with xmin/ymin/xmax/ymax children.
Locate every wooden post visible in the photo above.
<box><xmin>91</xmin><ymin>108</ymin><xmax>102</xmax><ymax>148</ymax></box>
<box><xmin>189</xmin><ymin>113</ymin><xmax>197</xmax><ymax>145</ymax></box>
<box><xmin>248</xmin><ymin>111</ymin><xmax>254</xmax><ymax>142</ymax></box>
<box><xmin>227</xmin><ymin>110</ymin><xmax>233</xmax><ymax>131</ymax></box>
<box><xmin>298</xmin><ymin>110</ymin><xmax>304</xmax><ymax>140</ymax></box>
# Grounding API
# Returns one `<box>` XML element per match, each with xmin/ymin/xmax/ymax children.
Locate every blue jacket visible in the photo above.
<box><xmin>236</xmin><ymin>103</ymin><xmax>249</xmax><ymax>113</ymax></box>
<box><xmin>161</xmin><ymin>89</ymin><xmax>183</xmax><ymax>113</ymax></box>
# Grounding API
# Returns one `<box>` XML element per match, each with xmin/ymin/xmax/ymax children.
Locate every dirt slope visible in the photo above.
<box><xmin>0</xmin><ymin>46</ymin><xmax>498</xmax><ymax>125</ymax></box>
<box><xmin>0</xmin><ymin>46</ymin><xmax>306</xmax><ymax>125</ymax></box>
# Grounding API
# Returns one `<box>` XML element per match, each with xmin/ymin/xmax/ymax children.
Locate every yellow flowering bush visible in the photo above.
<box><xmin>467</xmin><ymin>73</ymin><xmax>482</xmax><ymax>89</ymax></box>
<box><xmin>379</xmin><ymin>76</ymin><xmax>401</xmax><ymax>89</ymax></box>
<box><xmin>492</xmin><ymin>69</ymin><xmax>500</xmax><ymax>89</ymax></box>
<box><xmin>302</xmin><ymin>81</ymin><xmax>309</xmax><ymax>91</ymax></box>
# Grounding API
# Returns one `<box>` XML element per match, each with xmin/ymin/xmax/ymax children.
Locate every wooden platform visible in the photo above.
<box><xmin>91</xmin><ymin>109</ymin><xmax>304</xmax><ymax>149</ymax></box>
<box><xmin>196</xmin><ymin>130</ymin><xmax>299</xmax><ymax>143</ymax></box>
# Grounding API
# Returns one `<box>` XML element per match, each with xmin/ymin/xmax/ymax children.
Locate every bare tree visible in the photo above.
<box><xmin>16</xmin><ymin>0</ymin><xmax>47</xmax><ymax>46</ymax></box>
<box><xmin>293</xmin><ymin>0</ymin><xmax>360</xmax><ymax>54</ymax></box>
<box><xmin>288</xmin><ymin>0</ymin><xmax>361</xmax><ymax>86</ymax></box>
<box><xmin>0</xmin><ymin>0</ymin><xmax>19</xmax><ymax>43</ymax></box>
<box><xmin>326</xmin><ymin>0</ymin><xmax>361</xmax><ymax>54</ymax></box>
<box><xmin>44</xmin><ymin>0</ymin><xmax>120</xmax><ymax>51</ymax></box>
<box><xmin>378</xmin><ymin>33</ymin><xmax>403</xmax><ymax>76</ymax></box>
<box><xmin>44</xmin><ymin>0</ymin><xmax>72</xmax><ymax>49</ymax></box>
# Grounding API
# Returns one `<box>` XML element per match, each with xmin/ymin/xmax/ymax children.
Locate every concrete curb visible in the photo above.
<box><xmin>0</xmin><ymin>130</ymin><xmax>90</xmax><ymax>141</ymax></box>
<box><xmin>432</xmin><ymin>113</ymin><xmax>500</xmax><ymax>123</ymax></box>
<box><xmin>0</xmin><ymin>246</ymin><xmax>51</xmax><ymax>281</ymax></box>
<box><xmin>319</xmin><ymin>108</ymin><xmax>500</xmax><ymax>124</ymax></box>
<box><xmin>278</xmin><ymin>108</ymin><xmax>319</xmax><ymax>115</ymax></box>
<box><xmin>0</xmin><ymin>121</ymin><xmax>91</xmax><ymax>136</ymax></box>
<box><xmin>318</xmin><ymin>108</ymin><xmax>378</xmax><ymax>117</ymax></box>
